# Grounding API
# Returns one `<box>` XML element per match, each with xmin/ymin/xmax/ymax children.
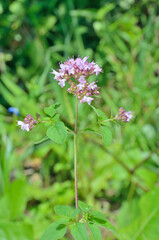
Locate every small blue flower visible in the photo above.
<box><xmin>8</xmin><ymin>107</ymin><xmax>20</xmax><ymax>115</ymax></box>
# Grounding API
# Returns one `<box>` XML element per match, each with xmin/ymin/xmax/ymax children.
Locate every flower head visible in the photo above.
<box><xmin>115</xmin><ymin>107</ymin><xmax>134</xmax><ymax>122</ymax></box>
<box><xmin>17</xmin><ymin>114</ymin><xmax>37</xmax><ymax>131</ymax></box>
<box><xmin>51</xmin><ymin>56</ymin><xmax>102</xmax><ymax>104</ymax></box>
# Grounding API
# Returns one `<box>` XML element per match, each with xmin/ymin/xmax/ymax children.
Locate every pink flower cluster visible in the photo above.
<box><xmin>50</xmin><ymin>57</ymin><xmax>102</xmax><ymax>105</ymax></box>
<box><xmin>17</xmin><ymin>114</ymin><xmax>37</xmax><ymax>132</ymax></box>
<box><xmin>116</xmin><ymin>107</ymin><xmax>134</xmax><ymax>122</ymax></box>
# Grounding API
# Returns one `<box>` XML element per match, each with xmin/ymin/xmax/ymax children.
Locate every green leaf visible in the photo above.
<box><xmin>44</xmin><ymin>103</ymin><xmax>60</xmax><ymax>117</ymax></box>
<box><xmin>118</xmin><ymin>188</ymin><xmax>159</xmax><ymax>240</ymax></box>
<box><xmin>46</xmin><ymin>121</ymin><xmax>67</xmax><ymax>144</ymax></box>
<box><xmin>100</xmin><ymin>126</ymin><xmax>112</xmax><ymax>146</ymax></box>
<box><xmin>102</xmin><ymin>221</ymin><xmax>119</xmax><ymax>238</ymax></box>
<box><xmin>83</xmin><ymin>128</ymin><xmax>101</xmax><ymax>136</ymax></box>
<box><xmin>52</xmin><ymin>114</ymin><xmax>60</xmax><ymax>122</ymax></box>
<box><xmin>40</xmin><ymin>219</ymin><xmax>68</xmax><ymax>240</ymax></box>
<box><xmin>90</xmin><ymin>211</ymin><xmax>119</xmax><ymax>237</ymax></box>
<box><xmin>71</xmin><ymin>223</ymin><xmax>89</xmax><ymax>240</ymax></box>
<box><xmin>34</xmin><ymin>136</ymin><xmax>49</xmax><ymax>145</ymax></box>
<box><xmin>7</xmin><ymin>179</ymin><xmax>27</xmax><ymax>219</ymax></box>
<box><xmin>78</xmin><ymin>201</ymin><xmax>92</xmax><ymax>213</ymax></box>
<box><xmin>71</xmin><ymin>208</ymin><xmax>81</xmax><ymax>219</ymax></box>
<box><xmin>90</xmin><ymin>106</ymin><xmax>107</xmax><ymax>120</ymax></box>
<box><xmin>87</xmin><ymin>222</ymin><xmax>101</xmax><ymax>240</ymax></box>
<box><xmin>90</xmin><ymin>210</ymin><xmax>107</xmax><ymax>224</ymax></box>
<box><xmin>0</xmin><ymin>221</ymin><xmax>33</xmax><ymax>240</ymax></box>
<box><xmin>44</xmin><ymin>105</ymin><xmax>56</xmax><ymax>117</ymax></box>
<box><xmin>54</xmin><ymin>205</ymin><xmax>72</xmax><ymax>217</ymax></box>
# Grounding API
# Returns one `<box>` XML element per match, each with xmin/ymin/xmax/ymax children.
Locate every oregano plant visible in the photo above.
<box><xmin>17</xmin><ymin>56</ymin><xmax>134</xmax><ymax>240</ymax></box>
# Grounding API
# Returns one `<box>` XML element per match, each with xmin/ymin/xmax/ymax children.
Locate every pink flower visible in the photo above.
<box><xmin>77</xmin><ymin>83</ymin><xmax>85</xmax><ymax>90</ymax></box>
<box><xmin>78</xmin><ymin>75</ymin><xmax>86</xmax><ymax>83</ymax></box>
<box><xmin>88</xmin><ymin>82</ymin><xmax>97</xmax><ymax>90</ymax></box>
<box><xmin>116</xmin><ymin>107</ymin><xmax>134</xmax><ymax>122</ymax></box>
<box><xmin>58</xmin><ymin>79</ymin><xmax>66</xmax><ymax>88</ymax></box>
<box><xmin>17</xmin><ymin>121</ymin><xmax>30</xmax><ymax>132</ymax></box>
<box><xmin>80</xmin><ymin>96</ymin><xmax>94</xmax><ymax>105</ymax></box>
<box><xmin>51</xmin><ymin>56</ymin><xmax>102</xmax><ymax>104</ymax></box>
<box><xmin>93</xmin><ymin>64</ymin><xmax>102</xmax><ymax>76</ymax></box>
<box><xmin>17</xmin><ymin>114</ymin><xmax>38</xmax><ymax>131</ymax></box>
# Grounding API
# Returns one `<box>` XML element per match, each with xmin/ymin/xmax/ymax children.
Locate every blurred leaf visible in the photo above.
<box><xmin>118</xmin><ymin>188</ymin><xmax>159</xmax><ymax>240</ymax></box>
<box><xmin>6</xmin><ymin>179</ymin><xmax>27</xmax><ymax>219</ymax></box>
<box><xmin>0</xmin><ymin>221</ymin><xmax>33</xmax><ymax>240</ymax></box>
<box><xmin>90</xmin><ymin>106</ymin><xmax>107</xmax><ymax>121</ymax></box>
<box><xmin>54</xmin><ymin>205</ymin><xmax>72</xmax><ymax>217</ymax></box>
<box><xmin>44</xmin><ymin>106</ymin><xmax>56</xmax><ymax>117</ymax></box>
<box><xmin>100</xmin><ymin>126</ymin><xmax>112</xmax><ymax>146</ymax></box>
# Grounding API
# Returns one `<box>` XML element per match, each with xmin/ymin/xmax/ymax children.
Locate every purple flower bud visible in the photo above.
<box><xmin>116</xmin><ymin>107</ymin><xmax>134</xmax><ymax>122</ymax></box>
<box><xmin>17</xmin><ymin>114</ymin><xmax>37</xmax><ymax>131</ymax></box>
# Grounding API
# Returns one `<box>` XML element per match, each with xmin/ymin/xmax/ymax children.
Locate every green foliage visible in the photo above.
<box><xmin>0</xmin><ymin>221</ymin><xmax>33</xmax><ymax>240</ymax></box>
<box><xmin>87</xmin><ymin>222</ymin><xmax>102</xmax><ymax>240</ymax></box>
<box><xmin>46</xmin><ymin>121</ymin><xmax>67</xmax><ymax>144</ymax></box>
<box><xmin>54</xmin><ymin>205</ymin><xmax>72</xmax><ymax>217</ymax></box>
<box><xmin>40</xmin><ymin>202</ymin><xmax>118</xmax><ymax>239</ymax></box>
<box><xmin>40</xmin><ymin>220</ymin><xmax>68</xmax><ymax>240</ymax></box>
<box><xmin>71</xmin><ymin>223</ymin><xmax>89</xmax><ymax>240</ymax></box>
<box><xmin>0</xmin><ymin>0</ymin><xmax>159</xmax><ymax>239</ymax></box>
<box><xmin>44</xmin><ymin>103</ymin><xmax>61</xmax><ymax>117</ymax></box>
<box><xmin>78</xmin><ymin>200</ymin><xmax>92</xmax><ymax>212</ymax></box>
<box><xmin>100</xmin><ymin>126</ymin><xmax>112</xmax><ymax>146</ymax></box>
<box><xmin>118</xmin><ymin>188</ymin><xmax>159</xmax><ymax>240</ymax></box>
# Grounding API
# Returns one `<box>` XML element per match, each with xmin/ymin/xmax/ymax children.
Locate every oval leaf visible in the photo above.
<box><xmin>87</xmin><ymin>223</ymin><xmax>101</xmax><ymax>240</ymax></box>
<box><xmin>54</xmin><ymin>205</ymin><xmax>72</xmax><ymax>217</ymax></box>
<box><xmin>90</xmin><ymin>211</ymin><xmax>119</xmax><ymax>237</ymax></box>
<box><xmin>78</xmin><ymin>201</ymin><xmax>92</xmax><ymax>213</ymax></box>
<box><xmin>44</xmin><ymin>106</ymin><xmax>56</xmax><ymax>117</ymax></box>
<box><xmin>100</xmin><ymin>126</ymin><xmax>112</xmax><ymax>146</ymax></box>
<box><xmin>40</xmin><ymin>220</ymin><xmax>68</xmax><ymax>240</ymax></box>
<box><xmin>71</xmin><ymin>223</ymin><xmax>89</xmax><ymax>240</ymax></box>
<box><xmin>46</xmin><ymin>121</ymin><xmax>67</xmax><ymax>144</ymax></box>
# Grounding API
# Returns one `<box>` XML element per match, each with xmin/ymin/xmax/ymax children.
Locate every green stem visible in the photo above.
<box><xmin>102</xmin><ymin>117</ymin><xmax>116</xmax><ymax>123</ymax></box>
<box><xmin>74</xmin><ymin>97</ymin><xmax>78</xmax><ymax>210</ymax></box>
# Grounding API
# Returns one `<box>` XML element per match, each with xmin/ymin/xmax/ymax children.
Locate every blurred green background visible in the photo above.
<box><xmin>0</xmin><ymin>0</ymin><xmax>159</xmax><ymax>239</ymax></box>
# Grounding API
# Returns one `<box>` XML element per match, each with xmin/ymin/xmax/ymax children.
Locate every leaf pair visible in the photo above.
<box><xmin>40</xmin><ymin>202</ymin><xmax>119</xmax><ymax>240</ymax></box>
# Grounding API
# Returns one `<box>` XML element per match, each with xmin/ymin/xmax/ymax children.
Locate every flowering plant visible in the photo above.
<box><xmin>17</xmin><ymin>57</ymin><xmax>134</xmax><ymax>240</ymax></box>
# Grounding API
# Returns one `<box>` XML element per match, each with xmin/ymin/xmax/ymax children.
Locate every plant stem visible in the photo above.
<box><xmin>74</xmin><ymin>96</ymin><xmax>78</xmax><ymax>210</ymax></box>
